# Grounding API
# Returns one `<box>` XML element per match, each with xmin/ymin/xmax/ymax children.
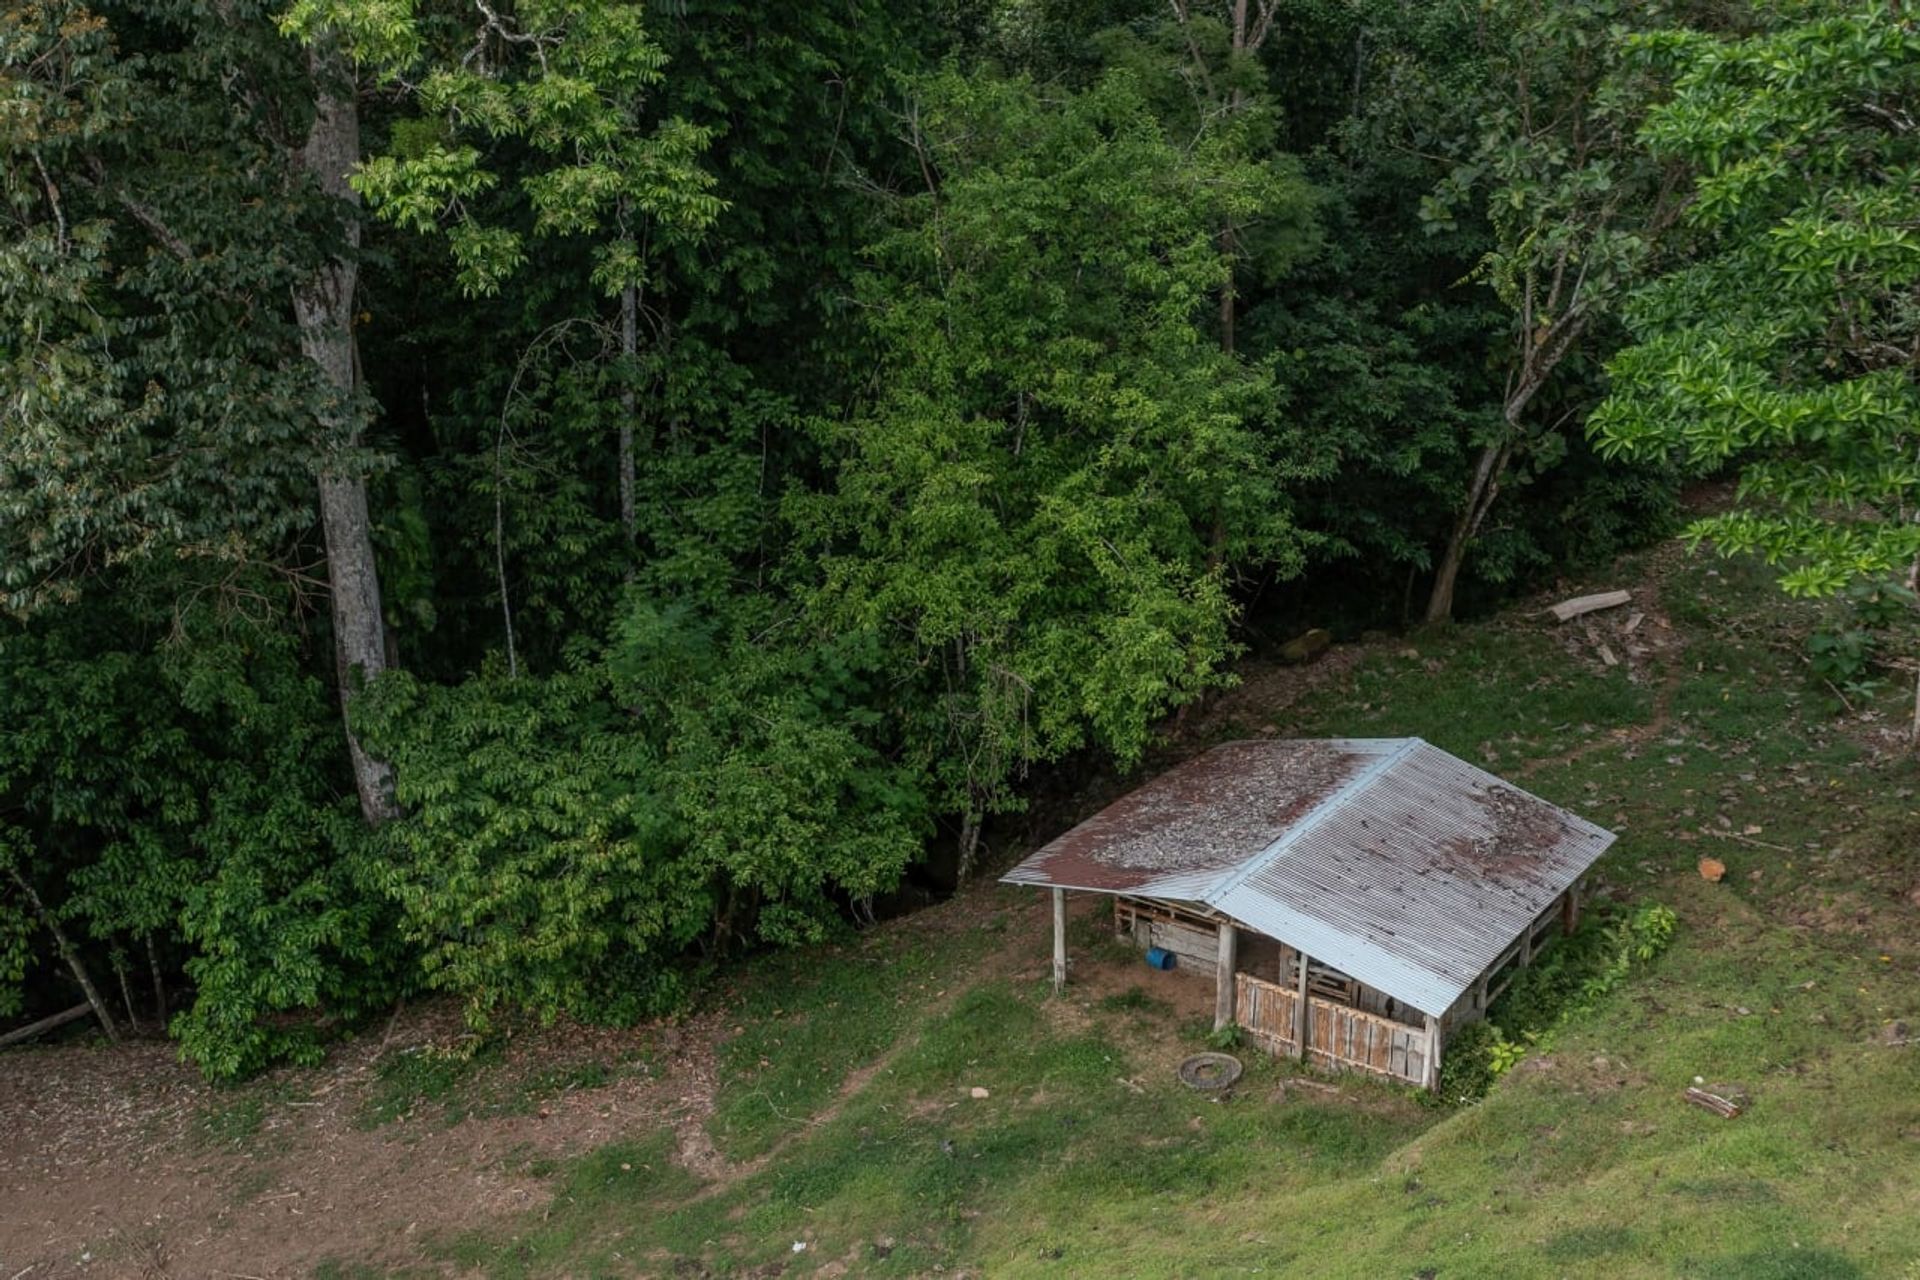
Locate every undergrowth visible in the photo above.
<box><xmin>1436</xmin><ymin>901</ymin><xmax>1679</xmax><ymax>1105</ymax></box>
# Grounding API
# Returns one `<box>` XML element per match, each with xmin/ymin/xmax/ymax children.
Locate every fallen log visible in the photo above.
<box><xmin>0</xmin><ymin>1001</ymin><xmax>92</xmax><ymax>1049</ymax></box>
<box><xmin>1683</xmin><ymin>1085</ymin><xmax>1748</xmax><ymax>1119</ymax></box>
<box><xmin>1549</xmin><ymin>590</ymin><xmax>1631</xmax><ymax>622</ymax></box>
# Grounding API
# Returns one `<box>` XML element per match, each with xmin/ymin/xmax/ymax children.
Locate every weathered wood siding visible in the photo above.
<box><xmin>1148</xmin><ymin>919</ymin><xmax>1217</xmax><ymax>969</ymax></box>
<box><xmin>1113</xmin><ymin>897</ymin><xmax>1221</xmax><ymax>970</ymax></box>
<box><xmin>1235</xmin><ymin>973</ymin><xmax>1432</xmax><ymax>1086</ymax></box>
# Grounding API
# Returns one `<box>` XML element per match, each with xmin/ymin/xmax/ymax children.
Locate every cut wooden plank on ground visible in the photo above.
<box><xmin>0</xmin><ymin>1001</ymin><xmax>92</xmax><ymax>1049</ymax></box>
<box><xmin>1549</xmin><ymin>590</ymin><xmax>1631</xmax><ymax>622</ymax></box>
<box><xmin>1623</xmin><ymin>611</ymin><xmax>1645</xmax><ymax>635</ymax></box>
<box><xmin>1684</xmin><ymin>1085</ymin><xmax>1748</xmax><ymax>1119</ymax></box>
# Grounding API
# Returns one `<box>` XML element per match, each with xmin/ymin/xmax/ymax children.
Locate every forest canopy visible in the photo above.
<box><xmin>2</xmin><ymin>0</ymin><xmax>1911</xmax><ymax>1076</ymax></box>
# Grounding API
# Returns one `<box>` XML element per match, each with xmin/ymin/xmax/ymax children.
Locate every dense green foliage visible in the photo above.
<box><xmin>1595</xmin><ymin>3</ymin><xmax>1920</xmax><ymax>597</ymax></box>
<box><xmin>3</xmin><ymin>0</ymin><xmax>1898</xmax><ymax>1076</ymax></box>
<box><xmin>1436</xmin><ymin>901</ymin><xmax>1679</xmax><ymax>1105</ymax></box>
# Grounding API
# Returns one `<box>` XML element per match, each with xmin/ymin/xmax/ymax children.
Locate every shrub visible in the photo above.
<box><xmin>1440</xmin><ymin>901</ymin><xmax>1677</xmax><ymax>1105</ymax></box>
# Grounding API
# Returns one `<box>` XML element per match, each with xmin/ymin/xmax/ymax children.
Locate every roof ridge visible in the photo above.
<box><xmin>1201</xmin><ymin>737</ymin><xmax>1422</xmax><ymax>903</ymax></box>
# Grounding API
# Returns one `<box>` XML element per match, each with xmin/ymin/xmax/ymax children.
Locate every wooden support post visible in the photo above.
<box><xmin>1051</xmin><ymin>888</ymin><xmax>1067</xmax><ymax>995</ymax></box>
<box><xmin>1213</xmin><ymin>923</ymin><xmax>1238</xmax><ymax>1032</ymax></box>
<box><xmin>1424</xmin><ymin>1013</ymin><xmax>1442</xmax><ymax>1090</ymax></box>
<box><xmin>1520</xmin><ymin>921</ymin><xmax>1535</xmax><ymax>968</ymax></box>
<box><xmin>1561</xmin><ymin>881</ymin><xmax>1582</xmax><ymax>936</ymax></box>
<box><xmin>1473</xmin><ymin>975</ymin><xmax>1489</xmax><ymax>1014</ymax></box>
<box><xmin>1293</xmin><ymin>951</ymin><xmax>1311</xmax><ymax>1061</ymax></box>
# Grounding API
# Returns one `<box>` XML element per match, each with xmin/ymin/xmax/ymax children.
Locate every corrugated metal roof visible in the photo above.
<box><xmin>999</xmin><ymin>739</ymin><xmax>1395</xmax><ymax>897</ymax></box>
<box><xmin>1001</xmin><ymin>738</ymin><xmax>1616</xmax><ymax>1016</ymax></box>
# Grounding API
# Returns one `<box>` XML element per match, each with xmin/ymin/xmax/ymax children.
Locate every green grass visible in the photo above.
<box><xmin>705</xmin><ymin>918</ymin><xmax>983</xmax><ymax>1159</ymax></box>
<box><xmin>356</xmin><ymin>547</ymin><xmax>1920</xmax><ymax>1278</ymax></box>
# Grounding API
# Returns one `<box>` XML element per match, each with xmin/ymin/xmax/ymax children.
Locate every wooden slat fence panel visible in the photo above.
<box><xmin>1235</xmin><ymin>974</ymin><xmax>1431</xmax><ymax>1087</ymax></box>
<box><xmin>1235</xmin><ymin>972</ymin><xmax>1297</xmax><ymax>1054</ymax></box>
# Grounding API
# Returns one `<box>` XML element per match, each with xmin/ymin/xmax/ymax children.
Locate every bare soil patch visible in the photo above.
<box><xmin>0</xmin><ymin>1006</ymin><xmax>718</xmax><ymax>1278</ymax></box>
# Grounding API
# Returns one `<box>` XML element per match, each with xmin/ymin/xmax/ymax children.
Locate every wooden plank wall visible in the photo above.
<box><xmin>1148</xmin><ymin>919</ymin><xmax>1217</xmax><ymax>969</ymax></box>
<box><xmin>1235</xmin><ymin>974</ymin><xmax>1430</xmax><ymax>1087</ymax></box>
<box><xmin>1113</xmin><ymin>898</ymin><xmax>1220</xmax><ymax>969</ymax></box>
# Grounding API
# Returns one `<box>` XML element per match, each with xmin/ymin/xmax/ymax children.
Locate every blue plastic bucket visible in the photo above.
<box><xmin>1145</xmin><ymin>946</ymin><xmax>1176</xmax><ymax>971</ymax></box>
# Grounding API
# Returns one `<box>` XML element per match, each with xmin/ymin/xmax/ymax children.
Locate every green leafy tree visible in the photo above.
<box><xmin>1594</xmin><ymin>6</ymin><xmax>1920</xmax><ymax>598</ymax></box>
<box><xmin>1408</xmin><ymin>0</ymin><xmax>1692</xmax><ymax>621</ymax></box>
<box><xmin>794</xmin><ymin>70</ymin><xmax>1321</xmax><ymax>870</ymax></box>
<box><xmin>291</xmin><ymin>0</ymin><xmax>725</xmax><ymax>589</ymax></box>
<box><xmin>0</xmin><ymin>0</ymin><xmax>333</xmax><ymax>614</ymax></box>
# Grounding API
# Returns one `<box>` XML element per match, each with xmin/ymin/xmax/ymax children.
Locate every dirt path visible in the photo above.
<box><xmin>0</xmin><ymin>1006</ymin><xmax>714</xmax><ymax>1278</ymax></box>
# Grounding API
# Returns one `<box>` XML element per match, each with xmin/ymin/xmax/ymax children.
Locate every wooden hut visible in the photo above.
<box><xmin>1001</xmin><ymin>738</ymin><xmax>1616</xmax><ymax>1089</ymax></box>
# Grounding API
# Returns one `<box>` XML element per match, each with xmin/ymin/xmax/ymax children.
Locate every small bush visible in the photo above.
<box><xmin>1435</xmin><ymin>1020</ymin><xmax>1501</xmax><ymax>1105</ymax></box>
<box><xmin>1206</xmin><ymin>1022</ymin><xmax>1245</xmax><ymax>1050</ymax></box>
<box><xmin>1439</xmin><ymin>901</ymin><xmax>1677</xmax><ymax>1105</ymax></box>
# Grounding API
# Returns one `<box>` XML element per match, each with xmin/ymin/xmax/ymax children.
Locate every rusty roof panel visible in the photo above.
<box><xmin>999</xmin><ymin>739</ymin><xmax>1392</xmax><ymax>896</ymax></box>
<box><xmin>1002</xmin><ymin>738</ymin><xmax>1616</xmax><ymax>1017</ymax></box>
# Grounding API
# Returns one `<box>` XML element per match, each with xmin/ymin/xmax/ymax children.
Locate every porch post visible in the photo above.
<box><xmin>1293</xmin><ymin>950</ymin><xmax>1311</xmax><ymax>1061</ymax></box>
<box><xmin>1561</xmin><ymin>879</ymin><xmax>1582</xmax><ymax>936</ymax></box>
<box><xmin>1213</xmin><ymin>923</ymin><xmax>1238</xmax><ymax>1031</ymax></box>
<box><xmin>1423</xmin><ymin>1013</ymin><xmax>1442</xmax><ymax>1090</ymax></box>
<box><xmin>1051</xmin><ymin>888</ymin><xmax>1067</xmax><ymax>994</ymax></box>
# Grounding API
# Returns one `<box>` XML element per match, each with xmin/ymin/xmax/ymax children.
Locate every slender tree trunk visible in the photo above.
<box><xmin>1425</xmin><ymin>438</ymin><xmax>1512</xmax><ymax>624</ymax></box>
<box><xmin>114</xmin><ymin>953</ymin><xmax>139</xmax><ymax>1035</ymax></box>
<box><xmin>1424</xmin><ymin>314</ymin><xmax>1580</xmax><ymax>624</ymax></box>
<box><xmin>619</xmin><ymin>278</ymin><xmax>638</xmax><ymax>549</ymax></box>
<box><xmin>8</xmin><ymin>870</ymin><xmax>118</xmax><ymax>1043</ymax></box>
<box><xmin>146</xmin><ymin>932</ymin><xmax>167</xmax><ymax>1029</ymax></box>
<box><xmin>1907</xmin><ymin>555</ymin><xmax>1920</xmax><ymax>751</ymax></box>
<box><xmin>1216</xmin><ymin>226</ymin><xmax>1237</xmax><ymax>358</ymax></box>
<box><xmin>293</xmin><ymin>47</ymin><xmax>398</xmax><ymax>826</ymax></box>
<box><xmin>956</xmin><ymin>809</ymin><xmax>983</xmax><ymax>882</ymax></box>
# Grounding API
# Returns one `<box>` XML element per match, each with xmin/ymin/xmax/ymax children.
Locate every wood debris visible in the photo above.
<box><xmin>1683</xmin><ymin>1085</ymin><xmax>1747</xmax><ymax>1119</ymax></box>
<box><xmin>1549</xmin><ymin>590</ymin><xmax>1632</xmax><ymax>623</ymax></box>
<box><xmin>0</xmin><ymin>1001</ymin><xmax>93</xmax><ymax>1049</ymax></box>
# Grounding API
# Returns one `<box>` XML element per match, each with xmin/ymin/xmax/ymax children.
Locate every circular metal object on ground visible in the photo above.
<box><xmin>1177</xmin><ymin>1051</ymin><xmax>1244</xmax><ymax>1091</ymax></box>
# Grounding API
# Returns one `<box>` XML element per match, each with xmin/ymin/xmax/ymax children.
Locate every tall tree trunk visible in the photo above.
<box><xmin>293</xmin><ymin>48</ymin><xmax>399</xmax><ymax>825</ymax></box>
<box><xmin>1424</xmin><ymin>312</ymin><xmax>1583</xmax><ymax>625</ymax></box>
<box><xmin>1424</xmin><ymin>438</ymin><xmax>1511</xmax><ymax>624</ymax></box>
<box><xmin>619</xmin><ymin>277</ymin><xmax>638</xmax><ymax>549</ymax></box>
<box><xmin>8</xmin><ymin>869</ymin><xmax>118</xmax><ymax>1044</ymax></box>
<box><xmin>1209</xmin><ymin>223</ymin><xmax>1235</xmax><ymax>572</ymax></box>
<box><xmin>114</xmin><ymin>952</ymin><xmax>139</xmax><ymax>1035</ymax></box>
<box><xmin>146</xmin><ymin>932</ymin><xmax>167</xmax><ymax>1029</ymax></box>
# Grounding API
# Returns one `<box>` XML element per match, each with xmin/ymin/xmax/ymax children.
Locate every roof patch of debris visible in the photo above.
<box><xmin>1017</xmin><ymin>740</ymin><xmax>1371</xmax><ymax>889</ymax></box>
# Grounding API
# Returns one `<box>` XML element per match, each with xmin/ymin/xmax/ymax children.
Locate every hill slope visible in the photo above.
<box><xmin>5</xmin><ymin>544</ymin><xmax>1918</xmax><ymax>1279</ymax></box>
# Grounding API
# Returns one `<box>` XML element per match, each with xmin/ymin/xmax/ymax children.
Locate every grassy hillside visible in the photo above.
<box><xmin>13</xmin><ymin>541</ymin><xmax>1910</xmax><ymax>1279</ymax></box>
<box><xmin>293</xmin><ymin>546</ymin><xmax>1919</xmax><ymax>1279</ymax></box>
